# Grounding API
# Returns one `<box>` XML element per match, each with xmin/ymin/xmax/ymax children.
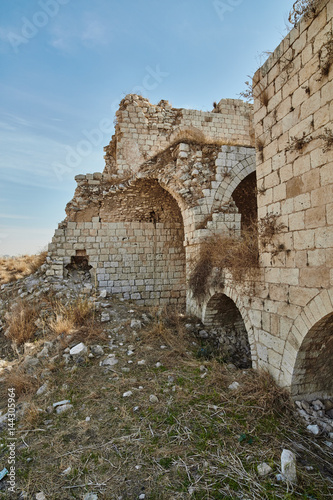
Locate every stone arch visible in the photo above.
<box><xmin>169</xmin><ymin>126</ymin><xmax>206</xmax><ymax>145</ymax></box>
<box><xmin>212</xmin><ymin>151</ymin><xmax>256</xmax><ymax>213</ymax></box>
<box><xmin>93</xmin><ymin>178</ymin><xmax>186</xmax><ymax>306</ymax></box>
<box><xmin>232</xmin><ymin>171</ymin><xmax>257</xmax><ymax>230</ymax></box>
<box><xmin>281</xmin><ymin>289</ymin><xmax>333</xmax><ymax>398</ymax></box>
<box><xmin>202</xmin><ymin>286</ymin><xmax>257</xmax><ymax>367</ymax></box>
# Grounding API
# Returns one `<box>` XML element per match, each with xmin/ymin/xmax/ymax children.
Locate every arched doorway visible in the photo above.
<box><xmin>232</xmin><ymin>171</ymin><xmax>257</xmax><ymax>231</ymax></box>
<box><xmin>95</xmin><ymin>179</ymin><xmax>186</xmax><ymax>306</ymax></box>
<box><xmin>291</xmin><ymin>312</ymin><xmax>333</xmax><ymax>400</ymax></box>
<box><xmin>204</xmin><ymin>293</ymin><xmax>251</xmax><ymax>368</ymax></box>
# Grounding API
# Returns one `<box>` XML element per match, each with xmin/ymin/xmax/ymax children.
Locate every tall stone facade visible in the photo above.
<box><xmin>48</xmin><ymin>0</ymin><xmax>332</xmax><ymax>398</ymax></box>
<box><xmin>251</xmin><ymin>0</ymin><xmax>333</xmax><ymax>398</ymax></box>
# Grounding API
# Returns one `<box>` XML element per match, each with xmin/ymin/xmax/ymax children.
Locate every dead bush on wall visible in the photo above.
<box><xmin>318</xmin><ymin>127</ymin><xmax>333</xmax><ymax>152</ymax></box>
<box><xmin>189</xmin><ymin>225</ymin><xmax>259</xmax><ymax>301</ymax></box>
<box><xmin>288</xmin><ymin>0</ymin><xmax>319</xmax><ymax>26</ymax></box>
<box><xmin>319</xmin><ymin>30</ymin><xmax>333</xmax><ymax>77</ymax></box>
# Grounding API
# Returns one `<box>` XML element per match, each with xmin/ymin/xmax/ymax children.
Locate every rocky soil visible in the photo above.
<box><xmin>0</xmin><ymin>268</ymin><xmax>332</xmax><ymax>499</ymax></box>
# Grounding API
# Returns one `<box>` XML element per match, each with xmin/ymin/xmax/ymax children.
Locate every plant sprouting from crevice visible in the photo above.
<box><xmin>288</xmin><ymin>0</ymin><xmax>319</xmax><ymax>26</ymax></box>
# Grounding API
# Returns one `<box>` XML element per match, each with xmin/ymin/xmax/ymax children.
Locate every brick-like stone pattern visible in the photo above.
<box><xmin>104</xmin><ymin>95</ymin><xmax>254</xmax><ymax>176</ymax></box>
<box><xmin>249</xmin><ymin>0</ymin><xmax>333</xmax><ymax>396</ymax></box>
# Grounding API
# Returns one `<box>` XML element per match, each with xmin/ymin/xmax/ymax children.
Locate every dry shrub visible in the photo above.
<box><xmin>286</xmin><ymin>132</ymin><xmax>313</xmax><ymax>152</ymax></box>
<box><xmin>0</xmin><ymin>251</ymin><xmax>47</xmax><ymax>284</ymax></box>
<box><xmin>258</xmin><ymin>213</ymin><xmax>287</xmax><ymax>247</ymax></box>
<box><xmin>6</xmin><ymin>300</ymin><xmax>39</xmax><ymax>345</ymax></box>
<box><xmin>141</xmin><ymin>306</ymin><xmax>189</xmax><ymax>357</ymax></box>
<box><xmin>50</xmin><ymin>297</ymin><xmax>95</xmax><ymax>335</ymax></box>
<box><xmin>20</xmin><ymin>402</ymin><xmax>43</xmax><ymax>429</ymax></box>
<box><xmin>238</xmin><ymin>370</ymin><xmax>293</xmax><ymax>415</ymax></box>
<box><xmin>318</xmin><ymin>127</ymin><xmax>333</xmax><ymax>152</ymax></box>
<box><xmin>189</xmin><ymin>226</ymin><xmax>259</xmax><ymax>300</ymax></box>
<box><xmin>256</xmin><ymin>137</ymin><xmax>265</xmax><ymax>162</ymax></box>
<box><xmin>1</xmin><ymin>369</ymin><xmax>38</xmax><ymax>398</ymax></box>
<box><xmin>288</xmin><ymin>0</ymin><xmax>318</xmax><ymax>26</ymax></box>
<box><xmin>49</xmin><ymin>297</ymin><xmax>104</xmax><ymax>345</ymax></box>
<box><xmin>319</xmin><ymin>30</ymin><xmax>333</xmax><ymax>77</ymax></box>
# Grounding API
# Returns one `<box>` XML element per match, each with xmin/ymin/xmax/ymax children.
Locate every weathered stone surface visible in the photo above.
<box><xmin>281</xmin><ymin>449</ymin><xmax>297</xmax><ymax>484</ymax></box>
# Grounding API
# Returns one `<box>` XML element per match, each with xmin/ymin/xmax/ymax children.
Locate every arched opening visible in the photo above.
<box><xmin>96</xmin><ymin>179</ymin><xmax>186</xmax><ymax>306</ymax></box>
<box><xmin>232</xmin><ymin>171</ymin><xmax>257</xmax><ymax>231</ymax></box>
<box><xmin>204</xmin><ymin>293</ymin><xmax>251</xmax><ymax>368</ymax></box>
<box><xmin>291</xmin><ymin>312</ymin><xmax>333</xmax><ymax>400</ymax></box>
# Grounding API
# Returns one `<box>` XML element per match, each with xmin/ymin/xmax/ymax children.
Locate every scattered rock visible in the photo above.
<box><xmin>101</xmin><ymin>312</ymin><xmax>110</xmax><ymax>322</ymax></box>
<box><xmin>69</xmin><ymin>343</ymin><xmax>88</xmax><ymax>358</ymax></box>
<box><xmin>257</xmin><ymin>462</ymin><xmax>272</xmax><ymax>476</ymax></box>
<box><xmin>199</xmin><ymin>330</ymin><xmax>208</xmax><ymax>338</ymax></box>
<box><xmin>90</xmin><ymin>345</ymin><xmax>104</xmax><ymax>357</ymax></box>
<box><xmin>123</xmin><ymin>391</ymin><xmax>133</xmax><ymax>398</ymax></box>
<box><xmin>155</xmin><ymin>362</ymin><xmax>162</xmax><ymax>368</ymax></box>
<box><xmin>281</xmin><ymin>449</ymin><xmax>297</xmax><ymax>484</ymax></box>
<box><xmin>100</xmin><ymin>355</ymin><xmax>118</xmax><ymax>367</ymax></box>
<box><xmin>61</xmin><ymin>466</ymin><xmax>72</xmax><ymax>475</ymax></box>
<box><xmin>307</xmin><ymin>424</ymin><xmax>320</xmax><ymax>435</ymax></box>
<box><xmin>149</xmin><ymin>394</ymin><xmax>159</xmax><ymax>403</ymax></box>
<box><xmin>36</xmin><ymin>383</ymin><xmax>48</xmax><ymax>396</ymax></box>
<box><xmin>53</xmin><ymin>399</ymin><xmax>71</xmax><ymax>408</ymax></box>
<box><xmin>130</xmin><ymin>319</ymin><xmax>142</xmax><ymax>329</ymax></box>
<box><xmin>137</xmin><ymin>360</ymin><xmax>146</xmax><ymax>365</ymax></box>
<box><xmin>56</xmin><ymin>404</ymin><xmax>73</xmax><ymax>414</ymax></box>
<box><xmin>35</xmin><ymin>493</ymin><xmax>46</xmax><ymax>500</ymax></box>
<box><xmin>83</xmin><ymin>494</ymin><xmax>98</xmax><ymax>500</ymax></box>
<box><xmin>228</xmin><ymin>381</ymin><xmax>240</xmax><ymax>391</ymax></box>
<box><xmin>99</xmin><ymin>289</ymin><xmax>107</xmax><ymax>298</ymax></box>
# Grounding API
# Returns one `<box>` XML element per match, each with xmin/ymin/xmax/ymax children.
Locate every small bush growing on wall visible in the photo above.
<box><xmin>288</xmin><ymin>0</ymin><xmax>318</xmax><ymax>26</ymax></box>
<box><xmin>189</xmin><ymin>225</ymin><xmax>259</xmax><ymax>300</ymax></box>
<box><xmin>189</xmin><ymin>213</ymin><xmax>287</xmax><ymax>301</ymax></box>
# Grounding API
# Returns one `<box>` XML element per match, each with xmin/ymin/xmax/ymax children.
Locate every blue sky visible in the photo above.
<box><xmin>0</xmin><ymin>0</ymin><xmax>293</xmax><ymax>255</ymax></box>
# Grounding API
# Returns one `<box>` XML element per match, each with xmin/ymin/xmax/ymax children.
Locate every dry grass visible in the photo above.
<box><xmin>49</xmin><ymin>297</ymin><xmax>105</xmax><ymax>346</ymax></box>
<box><xmin>6</xmin><ymin>300</ymin><xmax>40</xmax><ymax>345</ymax></box>
<box><xmin>190</xmin><ymin>214</ymin><xmax>288</xmax><ymax>300</ymax></box>
<box><xmin>0</xmin><ymin>251</ymin><xmax>47</xmax><ymax>285</ymax></box>
<box><xmin>4</xmin><ymin>322</ymin><xmax>332</xmax><ymax>499</ymax></box>
<box><xmin>1</xmin><ymin>369</ymin><xmax>39</xmax><ymax>399</ymax></box>
<box><xmin>189</xmin><ymin>226</ymin><xmax>259</xmax><ymax>300</ymax></box>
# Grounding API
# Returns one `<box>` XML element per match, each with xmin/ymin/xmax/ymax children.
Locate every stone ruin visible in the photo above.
<box><xmin>47</xmin><ymin>0</ymin><xmax>333</xmax><ymax>411</ymax></box>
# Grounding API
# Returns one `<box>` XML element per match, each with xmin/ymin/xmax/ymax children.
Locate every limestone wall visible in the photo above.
<box><xmin>252</xmin><ymin>0</ymin><xmax>333</xmax><ymax>397</ymax></box>
<box><xmin>104</xmin><ymin>95</ymin><xmax>254</xmax><ymax>175</ymax></box>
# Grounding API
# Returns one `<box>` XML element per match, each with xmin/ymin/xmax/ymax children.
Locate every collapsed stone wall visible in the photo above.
<box><xmin>48</xmin><ymin>98</ymin><xmax>256</xmax><ymax>308</ymax></box>
<box><xmin>104</xmin><ymin>95</ymin><xmax>254</xmax><ymax>175</ymax></box>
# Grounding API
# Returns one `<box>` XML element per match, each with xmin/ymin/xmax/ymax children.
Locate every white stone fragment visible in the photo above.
<box><xmin>123</xmin><ymin>391</ymin><xmax>133</xmax><ymax>398</ymax></box>
<box><xmin>228</xmin><ymin>381</ymin><xmax>240</xmax><ymax>390</ymax></box>
<box><xmin>36</xmin><ymin>383</ymin><xmax>48</xmax><ymax>396</ymax></box>
<box><xmin>307</xmin><ymin>424</ymin><xmax>320</xmax><ymax>435</ymax></box>
<box><xmin>56</xmin><ymin>404</ymin><xmax>73</xmax><ymax>414</ymax></box>
<box><xmin>257</xmin><ymin>462</ymin><xmax>272</xmax><ymax>476</ymax></box>
<box><xmin>281</xmin><ymin>449</ymin><xmax>297</xmax><ymax>484</ymax></box>
<box><xmin>35</xmin><ymin>493</ymin><xmax>46</xmax><ymax>500</ymax></box>
<box><xmin>69</xmin><ymin>343</ymin><xmax>87</xmax><ymax>357</ymax></box>
<box><xmin>149</xmin><ymin>394</ymin><xmax>159</xmax><ymax>403</ymax></box>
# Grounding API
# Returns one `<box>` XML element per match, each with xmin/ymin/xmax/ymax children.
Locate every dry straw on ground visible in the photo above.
<box><xmin>0</xmin><ymin>251</ymin><xmax>47</xmax><ymax>284</ymax></box>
